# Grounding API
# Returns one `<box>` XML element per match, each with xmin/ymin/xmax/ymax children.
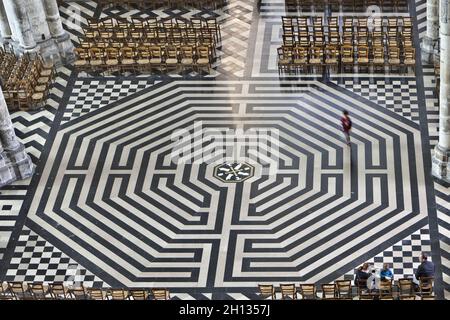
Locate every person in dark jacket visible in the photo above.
<box><xmin>341</xmin><ymin>110</ymin><xmax>352</xmax><ymax>146</ymax></box>
<box><xmin>355</xmin><ymin>263</ymin><xmax>370</xmax><ymax>288</ymax></box>
<box><xmin>413</xmin><ymin>253</ymin><xmax>435</xmax><ymax>285</ymax></box>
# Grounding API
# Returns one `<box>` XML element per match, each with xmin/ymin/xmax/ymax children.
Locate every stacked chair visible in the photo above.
<box><xmin>0</xmin><ymin>47</ymin><xmax>55</xmax><ymax>111</ymax></box>
<box><xmin>74</xmin><ymin>17</ymin><xmax>221</xmax><ymax>74</ymax></box>
<box><xmin>277</xmin><ymin>16</ymin><xmax>415</xmax><ymax>74</ymax></box>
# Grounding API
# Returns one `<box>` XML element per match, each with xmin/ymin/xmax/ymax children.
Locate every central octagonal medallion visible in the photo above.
<box><xmin>214</xmin><ymin>162</ymin><xmax>255</xmax><ymax>183</ymax></box>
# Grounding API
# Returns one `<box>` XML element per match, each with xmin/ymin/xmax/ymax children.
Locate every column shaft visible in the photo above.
<box><xmin>2</xmin><ymin>0</ymin><xmax>36</xmax><ymax>50</ymax></box>
<box><xmin>432</xmin><ymin>0</ymin><xmax>450</xmax><ymax>182</ymax></box>
<box><xmin>422</xmin><ymin>0</ymin><xmax>440</xmax><ymax>63</ymax></box>
<box><xmin>0</xmin><ymin>0</ymin><xmax>12</xmax><ymax>41</ymax></box>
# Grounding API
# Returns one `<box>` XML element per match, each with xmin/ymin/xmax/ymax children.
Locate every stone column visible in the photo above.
<box><xmin>42</xmin><ymin>0</ymin><xmax>75</xmax><ymax>64</ymax></box>
<box><xmin>422</xmin><ymin>0</ymin><xmax>440</xmax><ymax>64</ymax></box>
<box><xmin>0</xmin><ymin>86</ymin><xmax>34</xmax><ymax>187</ymax></box>
<box><xmin>2</xmin><ymin>0</ymin><xmax>37</xmax><ymax>52</ymax></box>
<box><xmin>25</xmin><ymin>0</ymin><xmax>61</xmax><ymax>65</ymax></box>
<box><xmin>432</xmin><ymin>0</ymin><xmax>450</xmax><ymax>182</ymax></box>
<box><xmin>0</xmin><ymin>0</ymin><xmax>12</xmax><ymax>43</ymax></box>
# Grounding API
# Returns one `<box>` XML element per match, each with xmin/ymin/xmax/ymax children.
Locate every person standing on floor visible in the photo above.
<box><xmin>341</xmin><ymin>110</ymin><xmax>352</xmax><ymax>146</ymax></box>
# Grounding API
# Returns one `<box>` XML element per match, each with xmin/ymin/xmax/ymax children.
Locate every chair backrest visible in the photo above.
<box><xmin>398</xmin><ymin>278</ymin><xmax>414</xmax><ymax>295</ymax></box>
<box><xmin>299</xmin><ymin>284</ymin><xmax>316</xmax><ymax>299</ymax></box>
<box><xmin>280</xmin><ymin>284</ymin><xmax>296</xmax><ymax>298</ymax></box>
<box><xmin>87</xmin><ymin>288</ymin><xmax>104</xmax><ymax>300</ymax></box>
<box><xmin>49</xmin><ymin>283</ymin><xmax>67</xmax><ymax>299</ymax></box>
<box><xmin>129</xmin><ymin>289</ymin><xmax>148</xmax><ymax>300</ymax></box>
<box><xmin>29</xmin><ymin>283</ymin><xmax>47</xmax><ymax>299</ymax></box>
<box><xmin>335</xmin><ymin>280</ymin><xmax>352</xmax><ymax>298</ymax></box>
<box><xmin>109</xmin><ymin>289</ymin><xmax>127</xmax><ymax>300</ymax></box>
<box><xmin>152</xmin><ymin>288</ymin><xmax>169</xmax><ymax>300</ymax></box>
<box><xmin>8</xmin><ymin>282</ymin><xmax>27</xmax><ymax>297</ymax></box>
<box><xmin>258</xmin><ymin>284</ymin><xmax>274</xmax><ymax>298</ymax></box>
<box><xmin>321</xmin><ymin>284</ymin><xmax>336</xmax><ymax>299</ymax></box>
<box><xmin>419</xmin><ymin>277</ymin><xmax>434</xmax><ymax>294</ymax></box>
<box><xmin>70</xmin><ymin>286</ymin><xmax>87</xmax><ymax>300</ymax></box>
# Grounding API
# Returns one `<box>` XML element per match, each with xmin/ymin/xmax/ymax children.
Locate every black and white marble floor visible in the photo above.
<box><xmin>0</xmin><ymin>0</ymin><xmax>449</xmax><ymax>299</ymax></box>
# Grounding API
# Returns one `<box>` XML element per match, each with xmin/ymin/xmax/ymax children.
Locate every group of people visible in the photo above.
<box><xmin>354</xmin><ymin>253</ymin><xmax>435</xmax><ymax>290</ymax></box>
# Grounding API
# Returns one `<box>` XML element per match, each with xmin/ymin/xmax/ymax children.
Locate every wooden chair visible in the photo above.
<box><xmin>399</xmin><ymin>295</ymin><xmax>416</xmax><ymax>300</ymax></box>
<box><xmin>152</xmin><ymin>288</ymin><xmax>170</xmax><ymax>300</ymax></box>
<box><xmin>28</xmin><ymin>282</ymin><xmax>51</xmax><ymax>300</ymax></box>
<box><xmin>341</xmin><ymin>45</ymin><xmax>354</xmax><ymax>72</ymax></box>
<box><xmin>107</xmin><ymin>288</ymin><xmax>129</xmax><ymax>300</ymax></box>
<box><xmin>136</xmin><ymin>46</ymin><xmax>151</xmax><ymax>71</ymax></box>
<box><xmin>372</xmin><ymin>46</ymin><xmax>385</xmax><ymax>72</ymax></box>
<box><xmin>299</xmin><ymin>284</ymin><xmax>317</xmax><ymax>300</ymax></box>
<box><xmin>164</xmin><ymin>45</ymin><xmax>179</xmax><ymax>71</ymax></box>
<box><xmin>388</xmin><ymin>47</ymin><xmax>401</xmax><ymax>72</ymax></box>
<box><xmin>418</xmin><ymin>277</ymin><xmax>434</xmax><ymax>297</ymax></box>
<box><xmin>196</xmin><ymin>45</ymin><xmax>211</xmax><ymax>73</ymax></box>
<box><xmin>309</xmin><ymin>46</ymin><xmax>324</xmax><ymax>73</ymax></box>
<box><xmin>421</xmin><ymin>295</ymin><xmax>436</xmax><ymax>300</ymax></box>
<box><xmin>87</xmin><ymin>288</ymin><xmax>106</xmax><ymax>300</ymax></box>
<box><xmin>89</xmin><ymin>47</ymin><xmax>105</xmax><ymax>73</ymax></box>
<box><xmin>68</xmin><ymin>285</ymin><xmax>88</xmax><ymax>300</ymax></box>
<box><xmin>321</xmin><ymin>284</ymin><xmax>336</xmax><ymax>299</ymax></box>
<box><xmin>48</xmin><ymin>282</ymin><xmax>68</xmax><ymax>299</ymax></box>
<box><xmin>7</xmin><ymin>282</ymin><xmax>34</xmax><ymax>300</ymax></box>
<box><xmin>335</xmin><ymin>280</ymin><xmax>352</xmax><ymax>299</ymax></box>
<box><xmin>379</xmin><ymin>279</ymin><xmax>393</xmax><ymax>298</ymax></box>
<box><xmin>105</xmin><ymin>47</ymin><xmax>120</xmax><ymax>73</ymax></box>
<box><xmin>180</xmin><ymin>45</ymin><xmax>195</xmax><ymax>73</ymax></box>
<box><xmin>403</xmin><ymin>47</ymin><xmax>415</xmax><ymax>73</ymax></box>
<box><xmin>398</xmin><ymin>278</ymin><xmax>414</xmax><ymax>297</ymax></box>
<box><xmin>356</xmin><ymin>45</ymin><xmax>369</xmax><ymax>71</ymax></box>
<box><xmin>325</xmin><ymin>46</ymin><xmax>339</xmax><ymax>72</ymax></box>
<box><xmin>293</xmin><ymin>46</ymin><xmax>308</xmax><ymax>72</ymax></box>
<box><xmin>380</xmin><ymin>296</ymin><xmax>395</xmax><ymax>300</ymax></box>
<box><xmin>120</xmin><ymin>46</ymin><xmax>136</xmax><ymax>73</ymax></box>
<box><xmin>258</xmin><ymin>284</ymin><xmax>276</xmax><ymax>299</ymax></box>
<box><xmin>129</xmin><ymin>289</ymin><xmax>149</xmax><ymax>300</ymax></box>
<box><xmin>279</xmin><ymin>284</ymin><xmax>297</xmax><ymax>299</ymax></box>
<box><xmin>149</xmin><ymin>45</ymin><xmax>164</xmax><ymax>72</ymax></box>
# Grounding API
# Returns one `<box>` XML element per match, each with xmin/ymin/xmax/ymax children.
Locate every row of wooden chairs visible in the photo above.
<box><xmin>0</xmin><ymin>282</ymin><xmax>171</xmax><ymax>300</ymax></box>
<box><xmin>85</xmin><ymin>17</ymin><xmax>221</xmax><ymax>42</ymax></box>
<box><xmin>284</xmin><ymin>0</ymin><xmax>408</xmax><ymax>9</ymax></box>
<box><xmin>74</xmin><ymin>45</ymin><xmax>213</xmax><ymax>74</ymax></box>
<box><xmin>282</xmin><ymin>16</ymin><xmax>412</xmax><ymax>30</ymax></box>
<box><xmin>0</xmin><ymin>49</ymin><xmax>55</xmax><ymax>111</ymax></box>
<box><xmin>277</xmin><ymin>44</ymin><xmax>415</xmax><ymax>73</ymax></box>
<box><xmin>258</xmin><ymin>278</ymin><xmax>435</xmax><ymax>300</ymax></box>
<box><xmin>95</xmin><ymin>0</ymin><xmax>227</xmax><ymax>10</ymax></box>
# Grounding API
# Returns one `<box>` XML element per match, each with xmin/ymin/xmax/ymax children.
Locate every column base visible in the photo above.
<box><xmin>432</xmin><ymin>145</ymin><xmax>450</xmax><ymax>183</ymax></box>
<box><xmin>0</xmin><ymin>143</ymin><xmax>34</xmax><ymax>188</ymax></box>
<box><xmin>54</xmin><ymin>32</ymin><xmax>75</xmax><ymax>65</ymax></box>
<box><xmin>37</xmin><ymin>38</ymin><xmax>62</xmax><ymax>67</ymax></box>
<box><xmin>421</xmin><ymin>36</ymin><xmax>438</xmax><ymax>65</ymax></box>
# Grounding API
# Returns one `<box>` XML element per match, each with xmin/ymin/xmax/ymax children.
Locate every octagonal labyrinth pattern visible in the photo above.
<box><xmin>25</xmin><ymin>80</ymin><xmax>430</xmax><ymax>289</ymax></box>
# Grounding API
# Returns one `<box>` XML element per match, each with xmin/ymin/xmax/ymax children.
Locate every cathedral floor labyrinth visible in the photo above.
<box><xmin>15</xmin><ymin>80</ymin><xmax>432</xmax><ymax>291</ymax></box>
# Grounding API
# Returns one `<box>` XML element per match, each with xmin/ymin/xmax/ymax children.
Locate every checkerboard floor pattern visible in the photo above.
<box><xmin>4</xmin><ymin>227</ymin><xmax>107</xmax><ymax>288</ymax></box>
<box><xmin>332</xmin><ymin>78</ymin><xmax>420</xmax><ymax>123</ymax></box>
<box><xmin>62</xmin><ymin>79</ymin><xmax>157</xmax><ymax>123</ymax></box>
<box><xmin>336</xmin><ymin>227</ymin><xmax>432</xmax><ymax>282</ymax></box>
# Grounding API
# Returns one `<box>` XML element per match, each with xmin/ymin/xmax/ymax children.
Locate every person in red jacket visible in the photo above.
<box><xmin>341</xmin><ymin>110</ymin><xmax>352</xmax><ymax>146</ymax></box>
